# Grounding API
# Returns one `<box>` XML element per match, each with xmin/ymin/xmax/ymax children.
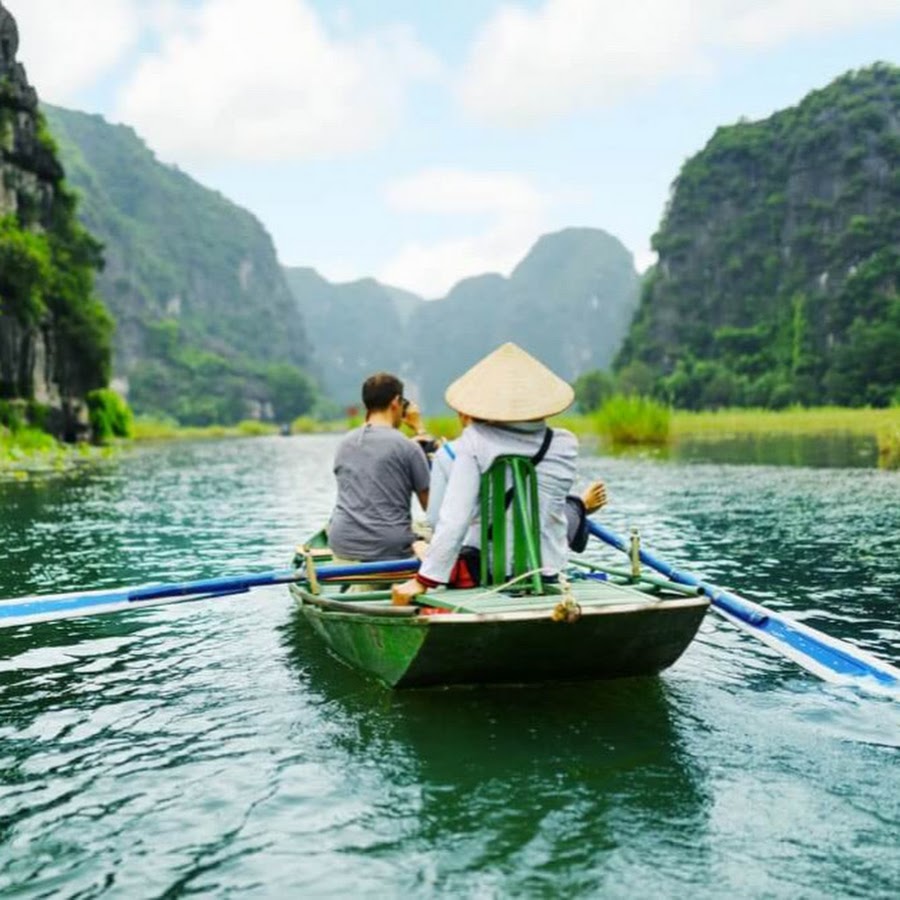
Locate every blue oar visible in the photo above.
<box><xmin>0</xmin><ymin>559</ymin><xmax>420</xmax><ymax>630</ymax></box>
<box><xmin>587</xmin><ymin>519</ymin><xmax>900</xmax><ymax>689</ymax></box>
<box><xmin>0</xmin><ymin>569</ymin><xmax>298</xmax><ymax>629</ymax></box>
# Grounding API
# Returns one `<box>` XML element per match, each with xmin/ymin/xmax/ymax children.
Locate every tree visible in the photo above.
<box><xmin>573</xmin><ymin>370</ymin><xmax>615</xmax><ymax>412</ymax></box>
<box><xmin>266</xmin><ymin>364</ymin><xmax>317</xmax><ymax>422</ymax></box>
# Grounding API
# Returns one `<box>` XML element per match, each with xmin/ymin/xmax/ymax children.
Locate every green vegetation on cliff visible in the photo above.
<box><xmin>616</xmin><ymin>63</ymin><xmax>900</xmax><ymax>409</ymax></box>
<box><xmin>43</xmin><ymin>105</ymin><xmax>315</xmax><ymax>424</ymax></box>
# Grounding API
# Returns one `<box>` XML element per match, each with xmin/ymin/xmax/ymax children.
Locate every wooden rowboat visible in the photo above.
<box><xmin>288</xmin><ymin>538</ymin><xmax>709</xmax><ymax>689</ymax></box>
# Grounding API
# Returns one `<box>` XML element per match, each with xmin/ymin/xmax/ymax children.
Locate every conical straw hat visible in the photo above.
<box><xmin>445</xmin><ymin>343</ymin><xmax>574</xmax><ymax>421</ymax></box>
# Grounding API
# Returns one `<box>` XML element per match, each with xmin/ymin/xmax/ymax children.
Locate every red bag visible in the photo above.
<box><xmin>448</xmin><ymin>546</ymin><xmax>480</xmax><ymax>589</ymax></box>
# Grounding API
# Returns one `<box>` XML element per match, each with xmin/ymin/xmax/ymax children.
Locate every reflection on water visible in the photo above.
<box><xmin>0</xmin><ymin>435</ymin><xmax>899</xmax><ymax>896</ymax></box>
<box><xmin>601</xmin><ymin>432</ymin><xmax>879</xmax><ymax>469</ymax></box>
<box><xmin>673</xmin><ymin>432</ymin><xmax>879</xmax><ymax>468</ymax></box>
<box><xmin>279</xmin><ymin>609</ymin><xmax>713</xmax><ymax>894</ymax></box>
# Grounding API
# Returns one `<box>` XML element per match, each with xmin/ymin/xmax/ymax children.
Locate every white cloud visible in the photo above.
<box><xmin>384</xmin><ymin>168</ymin><xmax>545</xmax><ymax>216</ymax></box>
<box><xmin>723</xmin><ymin>0</ymin><xmax>900</xmax><ymax>48</ymax></box>
<box><xmin>114</xmin><ymin>0</ymin><xmax>439</xmax><ymax>164</ymax></box>
<box><xmin>378</xmin><ymin>168</ymin><xmax>551</xmax><ymax>297</ymax></box>
<box><xmin>458</xmin><ymin>0</ymin><xmax>900</xmax><ymax>124</ymax></box>
<box><xmin>5</xmin><ymin>0</ymin><xmax>141</xmax><ymax>103</ymax></box>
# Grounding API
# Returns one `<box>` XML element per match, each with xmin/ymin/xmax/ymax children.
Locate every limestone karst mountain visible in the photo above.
<box><xmin>287</xmin><ymin>228</ymin><xmax>640</xmax><ymax>410</ymax></box>
<box><xmin>44</xmin><ymin>104</ymin><xmax>315</xmax><ymax>424</ymax></box>
<box><xmin>616</xmin><ymin>63</ymin><xmax>900</xmax><ymax>408</ymax></box>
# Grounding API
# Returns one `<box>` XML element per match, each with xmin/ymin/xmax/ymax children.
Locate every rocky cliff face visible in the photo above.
<box><xmin>0</xmin><ymin>10</ymin><xmax>61</xmax><ymax>219</ymax></box>
<box><xmin>0</xmin><ymin>4</ymin><xmax>62</xmax><ymax>407</ymax></box>
<box><xmin>0</xmin><ymin>3</ymin><xmax>112</xmax><ymax>438</ymax></box>
<box><xmin>617</xmin><ymin>63</ymin><xmax>900</xmax><ymax>408</ymax></box>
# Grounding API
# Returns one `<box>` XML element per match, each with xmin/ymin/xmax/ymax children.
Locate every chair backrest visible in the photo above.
<box><xmin>479</xmin><ymin>455</ymin><xmax>543</xmax><ymax>593</ymax></box>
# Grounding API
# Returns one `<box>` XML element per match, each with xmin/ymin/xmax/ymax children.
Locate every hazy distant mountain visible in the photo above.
<box><xmin>286</xmin><ymin>228</ymin><xmax>639</xmax><ymax>409</ymax></box>
<box><xmin>284</xmin><ymin>267</ymin><xmax>424</xmax><ymax>407</ymax></box>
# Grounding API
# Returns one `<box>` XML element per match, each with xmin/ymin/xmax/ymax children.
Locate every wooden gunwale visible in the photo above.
<box><xmin>291</xmin><ymin>583</ymin><xmax>707</xmax><ymax>626</ymax></box>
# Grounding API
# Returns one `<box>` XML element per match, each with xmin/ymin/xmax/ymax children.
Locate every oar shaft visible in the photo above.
<box><xmin>314</xmin><ymin>559</ymin><xmax>420</xmax><ymax>580</ymax></box>
<box><xmin>587</xmin><ymin>519</ymin><xmax>899</xmax><ymax>688</ymax></box>
<box><xmin>128</xmin><ymin>570</ymin><xmax>300</xmax><ymax>602</ymax></box>
<box><xmin>0</xmin><ymin>558</ymin><xmax>423</xmax><ymax>629</ymax></box>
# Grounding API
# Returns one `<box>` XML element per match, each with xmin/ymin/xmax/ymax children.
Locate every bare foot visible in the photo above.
<box><xmin>392</xmin><ymin>578</ymin><xmax>426</xmax><ymax>605</ymax></box>
<box><xmin>581</xmin><ymin>480</ymin><xmax>607</xmax><ymax>514</ymax></box>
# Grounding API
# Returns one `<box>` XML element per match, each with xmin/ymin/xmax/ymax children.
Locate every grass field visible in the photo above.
<box><xmin>131</xmin><ymin>418</ymin><xmax>280</xmax><ymax>440</ymax></box>
<box><xmin>877</xmin><ymin>425</ymin><xmax>900</xmax><ymax>469</ymax></box>
<box><xmin>437</xmin><ymin>406</ymin><xmax>900</xmax><ymax>445</ymax></box>
<box><xmin>671</xmin><ymin>406</ymin><xmax>900</xmax><ymax>438</ymax></box>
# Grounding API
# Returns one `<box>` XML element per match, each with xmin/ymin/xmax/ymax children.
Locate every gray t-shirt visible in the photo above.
<box><xmin>328</xmin><ymin>424</ymin><xmax>431</xmax><ymax>561</ymax></box>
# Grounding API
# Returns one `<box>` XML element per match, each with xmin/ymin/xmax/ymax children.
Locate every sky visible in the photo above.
<box><xmin>5</xmin><ymin>0</ymin><xmax>900</xmax><ymax>298</ymax></box>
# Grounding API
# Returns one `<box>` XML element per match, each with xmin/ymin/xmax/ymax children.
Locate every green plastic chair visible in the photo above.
<box><xmin>479</xmin><ymin>455</ymin><xmax>544</xmax><ymax>594</ymax></box>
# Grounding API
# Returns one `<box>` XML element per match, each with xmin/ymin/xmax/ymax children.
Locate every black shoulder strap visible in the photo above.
<box><xmin>531</xmin><ymin>427</ymin><xmax>553</xmax><ymax>467</ymax></box>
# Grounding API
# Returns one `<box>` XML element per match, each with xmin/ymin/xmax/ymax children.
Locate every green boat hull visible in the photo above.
<box><xmin>291</xmin><ymin>585</ymin><xmax>708</xmax><ymax>688</ymax></box>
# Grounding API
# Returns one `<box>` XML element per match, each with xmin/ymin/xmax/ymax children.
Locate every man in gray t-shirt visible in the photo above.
<box><xmin>328</xmin><ymin>373</ymin><xmax>430</xmax><ymax>561</ymax></box>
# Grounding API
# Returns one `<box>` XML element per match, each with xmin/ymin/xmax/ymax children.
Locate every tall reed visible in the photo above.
<box><xmin>424</xmin><ymin>416</ymin><xmax>463</xmax><ymax>440</ymax></box>
<box><xmin>877</xmin><ymin>426</ymin><xmax>900</xmax><ymax>470</ymax></box>
<box><xmin>595</xmin><ymin>395</ymin><xmax>671</xmax><ymax>446</ymax></box>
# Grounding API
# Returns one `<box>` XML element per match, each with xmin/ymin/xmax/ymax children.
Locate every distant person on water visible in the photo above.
<box><xmin>328</xmin><ymin>373</ymin><xmax>430</xmax><ymax>563</ymax></box>
<box><xmin>393</xmin><ymin>343</ymin><xmax>579</xmax><ymax>605</ymax></box>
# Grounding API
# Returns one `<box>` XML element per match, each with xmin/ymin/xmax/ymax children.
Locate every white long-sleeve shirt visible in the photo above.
<box><xmin>418</xmin><ymin>422</ymin><xmax>578</xmax><ymax>585</ymax></box>
<box><xmin>425</xmin><ymin>441</ymin><xmax>455</xmax><ymax>530</ymax></box>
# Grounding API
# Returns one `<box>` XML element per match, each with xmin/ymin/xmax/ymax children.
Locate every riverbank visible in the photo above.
<box><xmin>0</xmin><ymin>426</ymin><xmax>114</xmax><ymax>479</ymax></box>
<box><xmin>131</xmin><ymin>418</ymin><xmax>280</xmax><ymax>440</ymax></box>
<box><xmin>672</xmin><ymin>408</ymin><xmax>900</xmax><ymax>470</ymax></box>
<box><xmin>125</xmin><ymin>406</ymin><xmax>900</xmax><ymax>444</ymax></box>
<box><xmin>4</xmin><ymin>407</ymin><xmax>898</xmax><ymax>475</ymax></box>
<box><xmin>0</xmin><ymin>419</ymin><xmax>280</xmax><ymax>477</ymax></box>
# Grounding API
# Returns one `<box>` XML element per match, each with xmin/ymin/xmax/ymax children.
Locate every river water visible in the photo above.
<box><xmin>0</xmin><ymin>435</ymin><xmax>898</xmax><ymax>898</ymax></box>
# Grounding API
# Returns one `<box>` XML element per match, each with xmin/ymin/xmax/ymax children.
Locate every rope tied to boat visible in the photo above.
<box><xmin>551</xmin><ymin>571</ymin><xmax>582</xmax><ymax>623</ymax></box>
<box><xmin>469</xmin><ymin>568</ymin><xmax>545</xmax><ymax>598</ymax></box>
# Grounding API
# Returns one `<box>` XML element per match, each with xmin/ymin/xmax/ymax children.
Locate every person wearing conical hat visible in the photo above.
<box><xmin>426</xmin><ymin>421</ymin><xmax>607</xmax><ymax>550</ymax></box>
<box><xmin>392</xmin><ymin>343</ymin><xmax>579</xmax><ymax>605</ymax></box>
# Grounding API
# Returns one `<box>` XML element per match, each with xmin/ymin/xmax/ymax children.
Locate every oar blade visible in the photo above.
<box><xmin>587</xmin><ymin>519</ymin><xmax>900</xmax><ymax>691</ymax></box>
<box><xmin>0</xmin><ymin>558</ymin><xmax>423</xmax><ymax>631</ymax></box>
<box><xmin>0</xmin><ymin>568</ymin><xmax>300</xmax><ymax>630</ymax></box>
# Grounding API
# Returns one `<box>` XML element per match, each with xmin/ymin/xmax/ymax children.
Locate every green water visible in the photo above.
<box><xmin>1</xmin><ymin>436</ymin><xmax>899</xmax><ymax>897</ymax></box>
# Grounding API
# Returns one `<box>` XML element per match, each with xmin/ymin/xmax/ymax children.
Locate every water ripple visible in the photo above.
<box><xmin>0</xmin><ymin>438</ymin><xmax>898</xmax><ymax>896</ymax></box>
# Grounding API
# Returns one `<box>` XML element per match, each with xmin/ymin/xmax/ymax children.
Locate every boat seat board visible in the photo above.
<box><xmin>410</xmin><ymin>580</ymin><xmax>666</xmax><ymax>615</ymax></box>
